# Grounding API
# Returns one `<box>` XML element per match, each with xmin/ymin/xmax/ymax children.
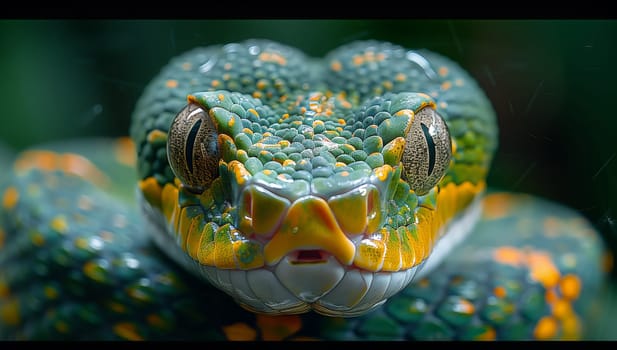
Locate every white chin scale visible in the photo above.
<box><xmin>194</xmin><ymin>257</ymin><xmax>421</xmax><ymax>317</ymax></box>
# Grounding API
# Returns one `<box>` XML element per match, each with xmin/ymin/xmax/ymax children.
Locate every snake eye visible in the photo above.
<box><xmin>402</xmin><ymin>107</ymin><xmax>452</xmax><ymax>196</ymax></box>
<box><xmin>167</xmin><ymin>103</ymin><xmax>220</xmax><ymax>192</ymax></box>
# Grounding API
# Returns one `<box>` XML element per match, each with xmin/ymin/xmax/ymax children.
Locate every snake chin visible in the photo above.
<box><xmin>206</xmin><ymin>257</ymin><xmax>424</xmax><ymax>317</ymax></box>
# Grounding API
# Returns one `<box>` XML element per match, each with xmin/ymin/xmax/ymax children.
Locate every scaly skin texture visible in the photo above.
<box><xmin>0</xmin><ymin>40</ymin><xmax>609</xmax><ymax>340</ymax></box>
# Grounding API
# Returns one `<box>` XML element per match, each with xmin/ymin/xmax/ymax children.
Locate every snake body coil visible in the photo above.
<box><xmin>0</xmin><ymin>40</ymin><xmax>607</xmax><ymax>340</ymax></box>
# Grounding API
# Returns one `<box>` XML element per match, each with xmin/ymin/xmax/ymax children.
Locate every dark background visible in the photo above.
<box><xmin>1</xmin><ymin>19</ymin><xmax>616</xmax><ymax>338</ymax></box>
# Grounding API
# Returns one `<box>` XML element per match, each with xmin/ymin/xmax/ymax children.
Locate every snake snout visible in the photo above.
<box><xmin>263</xmin><ymin>195</ymin><xmax>357</xmax><ymax>267</ymax></box>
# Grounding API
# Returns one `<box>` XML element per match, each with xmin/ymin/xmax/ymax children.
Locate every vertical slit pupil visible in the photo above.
<box><xmin>421</xmin><ymin>123</ymin><xmax>436</xmax><ymax>175</ymax></box>
<box><xmin>186</xmin><ymin>119</ymin><xmax>202</xmax><ymax>173</ymax></box>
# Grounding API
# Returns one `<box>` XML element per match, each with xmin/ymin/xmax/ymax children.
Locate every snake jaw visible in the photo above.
<box><xmin>141</xmin><ymin>158</ymin><xmax>488</xmax><ymax>316</ymax></box>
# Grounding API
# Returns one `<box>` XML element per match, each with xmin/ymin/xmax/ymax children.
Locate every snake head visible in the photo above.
<box><xmin>136</xmin><ymin>40</ymin><xmax>493</xmax><ymax>317</ymax></box>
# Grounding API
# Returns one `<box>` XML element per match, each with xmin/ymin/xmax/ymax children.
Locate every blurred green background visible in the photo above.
<box><xmin>1</xmin><ymin>19</ymin><xmax>616</xmax><ymax>338</ymax></box>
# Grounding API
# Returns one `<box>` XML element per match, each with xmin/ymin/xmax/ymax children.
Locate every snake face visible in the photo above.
<box><xmin>133</xmin><ymin>40</ymin><xmax>496</xmax><ymax>317</ymax></box>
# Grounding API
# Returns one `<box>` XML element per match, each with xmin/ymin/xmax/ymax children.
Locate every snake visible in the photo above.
<box><xmin>0</xmin><ymin>39</ymin><xmax>609</xmax><ymax>340</ymax></box>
